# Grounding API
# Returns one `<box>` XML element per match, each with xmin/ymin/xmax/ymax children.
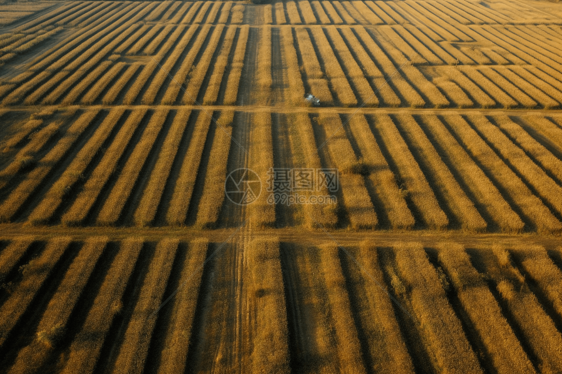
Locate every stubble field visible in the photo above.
<box><xmin>1</xmin><ymin>0</ymin><xmax>562</xmax><ymax>372</ymax></box>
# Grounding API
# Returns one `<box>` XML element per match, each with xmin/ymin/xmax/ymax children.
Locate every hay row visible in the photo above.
<box><xmin>141</xmin><ymin>25</ymin><xmax>193</xmax><ymax>105</ymax></box>
<box><xmin>490</xmin><ymin>246</ymin><xmax>562</xmax><ymax>372</ymax></box>
<box><xmin>318</xmin><ymin>112</ymin><xmax>377</xmax><ymax>228</ymax></box>
<box><xmin>14</xmin><ymin>2</ymin><xmax>78</xmax><ymax>33</ymax></box>
<box><xmin>231</xmin><ymin>4</ymin><xmax>244</xmax><ymax>24</ymax></box>
<box><xmin>112</xmin><ymin>238</ymin><xmax>178</xmax><ymax>374</ymax></box>
<box><xmin>311</xmin><ymin>1</ymin><xmax>330</xmax><ymax>24</ymax></box>
<box><xmin>3</xmin><ymin>71</ymin><xmax>51</xmax><ymax>105</ymax></box>
<box><xmin>422</xmin><ymin>114</ymin><xmax>523</xmax><ymax>232</ymax></box>
<box><xmin>478</xmin><ymin>67</ymin><xmax>537</xmax><ymax>108</ymax></box>
<box><xmin>75</xmin><ymin>2</ymin><xmax>123</xmax><ymax>28</ymax></box>
<box><xmin>263</xmin><ymin>4</ymin><xmax>272</xmax><ymax>24</ymax></box>
<box><xmin>143</xmin><ymin>24</ymin><xmax>175</xmax><ymax>55</ymax></box>
<box><xmin>319</xmin><ymin>243</ymin><xmax>367</xmax><ymax>373</ymax></box>
<box><xmin>81</xmin><ymin>62</ymin><xmax>127</xmax><ymax>105</ymax></box>
<box><xmin>61</xmin><ymin>61</ymin><xmax>113</xmax><ymax>105</ymax></box>
<box><xmin>0</xmin><ymin>236</ymin><xmax>35</xmax><ymax>285</ymax></box>
<box><xmin>194</xmin><ymin>1</ymin><xmax>212</xmax><ymax>24</ymax></box>
<box><xmin>289</xmin><ymin>111</ymin><xmax>337</xmax><ymax>228</ymax></box>
<box><xmin>61</xmin><ymin>238</ymin><xmax>143</xmax><ymax>374</ymax></box>
<box><xmin>145</xmin><ymin>1</ymin><xmax>173</xmax><ymax>22</ymax></box>
<box><xmin>223</xmin><ymin>25</ymin><xmax>249</xmax><ymax>105</ymax></box>
<box><xmin>350</xmin><ymin>242</ymin><xmax>416</xmax><ymax>373</ymax></box>
<box><xmin>352</xmin><ymin>1</ymin><xmax>383</xmax><ymax>24</ymax></box>
<box><xmin>344</xmin><ymin>2</ymin><xmax>367</xmax><ymax>24</ymax></box>
<box><xmin>310</xmin><ymin>28</ymin><xmax>356</xmax><ymax>106</ymax></box>
<box><xmin>166</xmin><ymin>111</ymin><xmax>213</xmax><ymax>226</ymax></box>
<box><xmin>255</xmin><ymin>26</ymin><xmax>272</xmax><ymax>105</ymax></box>
<box><xmin>388</xmin><ymin>2</ymin><xmax>444</xmax><ymax>41</ymax></box>
<box><xmin>248</xmin><ymin>238</ymin><xmax>291</xmax><ymax>373</ymax></box>
<box><xmin>195</xmin><ymin>119</ymin><xmax>233</xmax><ymax>228</ymax></box>
<box><xmin>376</xmin><ymin>27</ymin><xmax>426</xmax><ymax>65</ymax></box>
<box><xmin>504</xmin><ymin>27</ymin><xmax>562</xmax><ymax>65</ymax></box>
<box><xmin>469</xmin><ymin>114</ymin><xmax>562</xmax><ymax>217</ymax></box>
<box><xmin>332</xmin><ymin>2</ymin><xmax>356</xmax><ymax>24</ymax></box>
<box><xmin>274</xmin><ymin>3</ymin><xmax>287</xmax><ymax>25</ymax></box>
<box><xmin>410</xmin><ymin>2</ymin><xmax>471</xmax><ymax>41</ymax></box>
<box><xmin>0</xmin><ymin>119</ymin><xmax>63</xmax><ymax>190</ymax></box>
<box><xmin>102</xmin><ymin>64</ymin><xmax>142</xmax><ymax>105</ymax></box>
<box><xmin>250</xmin><ymin>112</ymin><xmax>276</xmax><ymax>228</ymax></box>
<box><xmin>27</xmin><ymin>109</ymin><xmax>126</xmax><ymax>225</ymax></box>
<box><xmin>217</xmin><ymin>2</ymin><xmax>233</xmax><ymax>23</ymax></box>
<box><xmin>286</xmin><ymin>1</ymin><xmax>302</xmax><ymax>24</ymax></box>
<box><xmin>0</xmin><ymin>111</ymin><xmax>99</xmax><ymax>223</ymax></box>
<box><xmin>92</xmin><ymin>109</ymin><xmax>167</xmax><ymax>227</ymax></box>
<box><xmin>170</xmin><ymin>2</ymin><xmax>191</xmax><ymax>23</ymax></box>
<box><xmin>7</xmin><ymin>237</ymin><xmax>108</xmax><ymax>374</ymax></box>
<box><xmin>298</xmin><ymin>1</ymin><xmax>317</xmax><ymax>24</ymax></box>
<box><xmin>60</xmin><ymin>109</ymin><xmax>149</xmax><ymax>226</ymax></box>
<box><xmin>394</xmin><ymin>242</ymin><xmax>483</xmax><ymax>373</ymax></box>
<box><xmin>156</xmin><ymin>239</ymin><xmax>208</xmax><ymax>374</ymax></box>
<box><xmin>348</xmin><ymin>115</ymin><xmax>414</xmax><ymax>229</ymax></box>
<box><xmin>339</xmin><ymin>28</ymin><xmax>400</xmax><ymax>106</ymax></box>
<box><xmin>113</xmin><ymin>24</ymin><xmax>149</xmax><ymax>54</ymax></box>
<box><xmin>202</xmin><ymin>26</ymin><xmax>237</xmax><ymax>105</ymax></box>
<box><xmin>160</xmin><ymin>1</ymin><xmax>182</xmax><ymax>22</ymax></box>
<box><xmin>129</xmin><ymin>109</ymin><xmax>192</xmax><ymax>227</ymax></box>
<box><xmin>449</xmin><ymin>114</ymin><xmax>561</xmax><ymax>233</ymax></box>
<box><xmin>325</xmin><ymin>28</ymin><xmax>378</xmax><ymax>106</ymax></box>
<box><xmin>1</xmin><ymin>118</ymin><xmax>43</xmax><ymax>152</ymax></box>
<box><xmin>183</xmin><ymin>25</ymin><xmax>226</xmax><ymax>104</ymax></box>
<box><xmin>510</xmin><ymin>66</ymin><xmax>562</xmax><ymax>105</ymax></box>
<box><xmin>280</xmin><ymin>28</ymin><xmax>305</xmax><ymax>105</ymax></box>
<box><xmin>442</xmin><ymin>67</ymin><xmax>496</xmax><ymax>107</ymax></box>
<box><xmin>161</xmin><ymin>25</ymin><xmax>212</xmax><ymax>105</ymax></box>
<box><xmin>0</xmin><ymin>237</ymin><xmax>72</xmax><ymax>350</ymax></box>
<box><xmin>437</xmin><ymin>244</ymin><xmax>536</xmax><ymax>373</ymax></box>
<box><xmin>321</xmin><ymin>1</ymin><xmax>343</xmax><ymax>24</ymax></box>
<box><xmin>371</xmin><ymin>1</ymin><xmax>406</xmax><ymax>24</ymax></box>
<box><xmin>295</xmin><ymin>28</ymin><xmax>333</xmax><ymax>103</ymax></box>
<box><xmin>432</xmin><ymin>77</ymin><xmax>474</xmax><ymax>108</ymax></box>
<box><xmin>181</xmin><ymin>1</ymin><xmax>202</xmax><ymax>23</ymax></box>
<box><xmin>402</xmin><ymin>25</ymin><xmax>457</xmax><ymax>64</ymax></box>
<box><xmin>55</xmin><ymin>2</ymin><xmax>98</xmax><ymax>26</ymax></box>
<box><xmin>397</xmin><ymin>114</ymin><xmax>486</xmax><ymax>231</ymax></box>
<box><xmin>22</xmin><ymin>71</ymin><xmax>70</xmax><ymax>105</ymax></box>
<box><xmin>457</xmin><ymin>67</ymin><xmax>517</xmax><ymax>108</ymax></box>
<box><xmin>373</xmin><ymin>114</ymin><xmax>448</xmax><ymax>228</ymax></box>
<box><xmin>495</xmin><ymin>67</ymin><xmax>559</xmax><ymax>109</ymax></box>
<box><xmin>206</xmin><ymin>2</ymin><xmax>222</xmax><ymax>24</ymax></box>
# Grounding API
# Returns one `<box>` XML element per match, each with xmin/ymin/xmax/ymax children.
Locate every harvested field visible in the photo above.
<box><xmin>1</xmin><ymin>0</ymin><xmax>562</xmax><ymax>372</ymax></box>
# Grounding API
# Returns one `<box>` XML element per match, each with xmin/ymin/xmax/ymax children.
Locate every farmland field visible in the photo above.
<box><xmin>1</xmin><ymin>0</ymin><xmax>562</xmax><ymax>372</ymax></box>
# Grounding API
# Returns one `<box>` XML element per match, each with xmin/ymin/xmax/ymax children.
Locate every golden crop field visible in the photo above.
<box><xmin>1</xmin><ymin>0</ymin><xmax>562</xmax><ymax>372</ymax></box>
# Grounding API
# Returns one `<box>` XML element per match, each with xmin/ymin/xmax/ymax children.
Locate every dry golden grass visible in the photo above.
<box><xmin>321</xmin><ymin>1</ymin><xmax>343</xmax><ymax>24</ymax></box>
<box><xmin>61</xmin><ymin>238</ymin><xmax>143</xmax><ymax>374</ymax></box>
<box><xmin>255</xmin><ymin>26</ymin><xmax>272</xmax><ymax>105</ymax></box>
<box><xmin>128</xmin><ymin>25</ymin><xmax>164</xmax><ymax>55</ymax></box>
<box><xmin>286</xmin><ymin>1</ymin><xmax>302</xmax><ymax>24</ymax></box>
<box><xmin>347</xmin><ymin>241</ymin><xmax>415</xmax><ymax>373</ymax></box>
<box><xmin>231</xmin><ymin>4</ymin><xmax>244</xmax><ymax>24</ymax></box>
<box><xmin>60</xmin><ymin>109</ymin><xmax>151</xmax><ymax>226</ymax></box>
<box><xmin>376</xmin><ymin>27</ymin><xmax>426</xmax><ymax>65</ymax></box>
<box><xmin>3</xmin><ymin>71</ymin><xmax>51</xmax><ymax>105</ymax></box>
<box><xmin>0</xmin><ymin>237</ymin><xmax>72</xmax><ymax>350</ymax></box>
<box><xmin>325</xmin><ymin>28</ymin><xmax>378</xmax><ymax>106</ymax></box>
<box><xmin>27</xmin><ymin>109</ymin><xmax>125</xmax><ymax>225</ymax></box>
<box><xmin>512</xmin><ymin>246</ymin><xmax>562</xmax><ymax>320</ymax></box>
<box><xmin>352</xmin><ymin>1</ymin><xmax>383</xmax><ymax>24</ymax></box>
<box><xmin>396</xmin><ymin>114</ymin><xmax>486</xmax><ymax>231</ymax></box>
<box><xmin>280</xmin><ymin>28</ymin><xmax>305</xmax><ymax>105</ymax></box>
<box><xmin>509</xmin><ymin>66</ymin><xmax>562</xmax><ymax>106</ymax></box>
<box><xmin>161</xmin><ymin>2</ymin><xmax>181</xmax><ymax>22</ymax></box>
<box><xmin>489</xmin><ymin>245</ymin><xmax>562</xmax><ymax>373</ymax></box>
<box><xmin>180</xmin><ymin>1</ymin><xmax>201</xmax><ymax>23</ymax></box>
<box><xmin>170</xmin><ymin>2</ymin><xmax>191</xmax><ymax>23</ymax></box>
<box><xmin>248</xmin><ymin>238</ymin><xmax>290</xmax><ymax>374</ymax></box>
<box><xmin>311</xmin><ymin>1</ymin><xmax>329</xmax><ymax>24</ymax></box>
<box><xmin>290</xmin><ymin>111</ymin><xmax>337</xmax><ymax>228</ymax></box>
<box><xmin>143</xmin><ymin>24</ymin><xmax>174</xmax><ymax>55</ymax></box>
<box><xmin>101</xmin><ymin>63</ymin><xmax>142</xmax><ymax>105</ymax></box>
<box><xmin>274</xmin><ymin>3</ymin><xmax>287</xmax><ymax>25</ymax></box>
<box><xmin>166</xmin><ymin>111</ymin><xmax>213</xmax><ymax>226</ymax></box>
<box><xmin>310</xmin><ymin>28</ymin><xmax>357</xmax><ymax>106</ymax></box>
<box><xmin>81</xmin><ymin>62</ymin><xmax>126</xmax><ymax>105</ymax></box>
<box><xmin>131</xmin><ymin>109</ymin><xmax>192</xmax><ymax>227</ymax></box>
<box><xmin>112</xmin><ymin>239</ymin><xmax>178</xmax><ymax>374</ymax></box>
<box><xmin>332</xmin><ymin>2</ymin><xmax>355</xmax><ymax>24</ymax></box>
<box><xmin>494</xmin><ymin>115</ymin><xmax>562</xmax><ymax>184</ymax></box>
<box><xmin>422</xmin><ymin>114</ymin><xmax>523</xmax><ymax>232</ymax></box>
<box><xmin>318</xmin><ymin>112</ymin><xmax>377</xmax><ymax>228</ymax></box>
<box><xmin>348</xmin><ymin>115</ymin><xmax>414</xmax><ymax>229</ymax></box>
<box><xmin>524</xmin><ymin>115</ymin><xmax>562</xmax><ymax>153</ymax></box>
<box><xmin>250</xmin><ymin>112</ymin><xmax>276</xmax><ymax>228</ymax></box>
<box><xmin>394</xmin><ymin>242</ymin><xmax>483</xmax><ymax>373</ymax></box>
<box><xmin>442</xmin><ymin>67</ymin><xmax>496</xmax><ymax>108</ymax></box>
<box><xmin>372</xmin><ymin>114</ymin><xmax>448</xmax><ymax>229</ymax></box>
<box><xmin>298</xmin><ymin>1</ymin><xmax>317</xmax><ymax>24</ymax></box>
<box><xmin>223</xmin><ymin>25</ymin><xmax>249</xmax><ymax>105</ymax></box>
<box><xmin>317</xmin><ymin>243</ymin><xmax>367</xmax><ymax>373</ymax></box>
<box><xmin>195</xmin><ymin>122</ymin><xmax>233</xmax><ymax>228</ymax></box>
<box><xmin>477</xmin><ymin>67</ymin><xmax>537</xmax><ymax>108</ymax></box>
<box><xmin>162</xmin><ymin>25</ymin><xmax>211</xmax><ymax>105</ymax></box>
<box><xmin>295</xmin><ymin>28</ymin><xmax>324</xmax><ymax>79</ymax></box>
<box><xmin>402</xmin><ymin>24</ymin><xmax>456</xmax><ymax>65</ymax></box>
<box><xmin>0</xmin><ymin>111</ymin><xmax>99</xmax><ymax>223</ymax></box>
<box><xmin>206</xmin><ymin>2</ymin><xmax>222</xmax><ymax>23</ymax></box>
<box><xmin>460</xmin><ymin>114</ymin><xmax>561</xmax><ymax>233</ymax></box>
<box><xmin>469</xmin><ymin>114</ymin><xmax>562</xmax><ymax>218</ymax></box>
<box><xmin>0</xmin><ymin>236</ymin><xmax>34</xmax><ymax>285</ymax></box>
<box><xmin>182</xmin><ymin>25</ymin><xmax>226</xmax><ymax>104</ymax></box>
<box><xmin>203</xmin><ymin>27</ymin><xmax>237</xmax><ymax>105</ymax></box>
<box><xmin>145</xmin><ymin>1</ymin><xmax>172</xmax><ymax>22</ymax></box>
<box><xmin>156</xmin><ymin>239</ymin><xmax>208</xmax><ymax>374</ymax></box>
<box><xmin>8</xmin><ymin>237</ymin><xmax>108</xmax><ymax>374</ymax></box>
<box><xmin>437</xmin><ymin>243</ymin><xmax>536</xmax><ymax>373</ymax></box>
<box><xmin>432</xmin><ymin>77</ymin><xmax>474</xmax><ymax>108</ymax></box>
<box><xmin>339</xmin><ymin>28</ymin><xmax>400</xmax><ymax>106</ymax></box>
<box><xmin>61</xmin><ymin>61</ymin><xmax>112</xmax><ymax>105</ymax></box>
<box><xmin>218</xmin><ymin>2</ymin><xmax>233</xmax><ymax>23</ymax></box>
<box><xmin>194</xmin><ymin>1</ymin><xmax>212</xmax><ymax>23</ymax></box>
<box><xmin>141</xmin><ymin>25</ymin><xmax>193</xmax><ymax>104</ymax></box>
<box><xmin>263</xmin><ymin>4</ymin><xmax>272</xmax><ymax>24</ymax></box>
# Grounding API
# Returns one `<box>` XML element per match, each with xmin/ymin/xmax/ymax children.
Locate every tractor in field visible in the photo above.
<box><xmin>304</xmin><ymin>93</ymin><xmax>321</xmax><ymax>106</ymax></box>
